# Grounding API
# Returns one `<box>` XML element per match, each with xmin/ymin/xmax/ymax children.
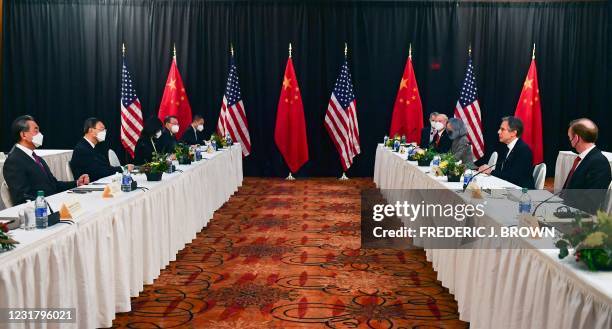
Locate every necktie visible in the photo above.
<box><xmin>435</xmin><ymin>133</ymin><xmax>441</xmax><ymax>147</ymax></box>
<box><xmin>563</xmin><ymin>156</ymin><xmax>581</xmax><ymax>189</ymax></box>
<box><xmin>32</xmin><ymin>152</ymin><xmax>47</xmax><ymax>174</ymax></box>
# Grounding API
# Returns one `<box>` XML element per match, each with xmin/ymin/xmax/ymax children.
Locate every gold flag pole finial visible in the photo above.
<box><xmin>344</xmin><ymin>42</ymin><xmax>348</xmax><ymax>58</ymax></box>
<box><xmin>468</xmin><ymin>44</ymin><xmax>472</xmax><ymax>56</ymax></box>
<box><xmin>532</xmin><ymin>43</ymin><xmax>536</xmax><ymax>60</ymax></box>
<box><xmin>230</xmin><ymin>43</ymin><xmax>234</xmax><ymax>57</ymax></box>
<box><xmin>173</xmin><ymin>43</ymin><xmax>177</xmax><ymax>60</ymax></box>
<box><xmin>122</xmin><ymin>43</ymin><xmax>125</xmax><ymax>56</ymax></box>
<box><xmin>409</xmin><ymin>43</ymin><xmax>412</xmax><ymax>59</ymax></box>
<box><xmin>289</xmin><ymin>43</ymin><xmax>292</xmax><ymax>58</ymax></box>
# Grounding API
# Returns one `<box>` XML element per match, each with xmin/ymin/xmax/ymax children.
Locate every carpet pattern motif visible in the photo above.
<box><xmin>111</xmin><ymin>178</ymin><xmax>468</xmax><ymax>328</ymax></box>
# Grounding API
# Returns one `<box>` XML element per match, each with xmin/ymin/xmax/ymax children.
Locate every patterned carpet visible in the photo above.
<box><xmin>111</xmin><ymin>178</ymin><xmax>468</xmax><ymax>328</ymax></box>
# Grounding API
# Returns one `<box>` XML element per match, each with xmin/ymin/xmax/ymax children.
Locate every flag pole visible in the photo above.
<box><xmin>532</xmin><ymin>43</ymin><xmax>536</xmax><ymax>60</ymax></box>
<box><xmin>230</xmin><ymin>43</ymin><xmax>234</xmax><ymax>57</ymax></box>
<box><xmin>409</xmin><ymin>43</ymin><xmax>412</xmax><ymax>59</ymax></box>
<box><xmin>344</xmin><ymin>42</ymin><xmax>348</xmax><ymax>58</ymax></box>
<box><xmin>339</xmin><ymin>42</ymin><xmax>351</xmax><ymax>181</ymax></box>
<box><xmin>122</xmin><ymin>43</ymin><xmax>125</xmax><ymax>56</ymax></box>
<box><xmin>339</xmin><ymin>172</ymin><xmax>349</xmax><ymax>180</ymax></box>
<box><xmin>285</xmin><ymin>42</ymin><xmax>296</xmax><ymax>181</ymax></box>
<box><xmin>173</xmin><ymin>43</ymin><xmax>177</xmax><ymax>64</ymax></box>
<box><xmin>468</xmin><ymin>44</ymin><xmax>472</xmax><ymax>57</ymax></box>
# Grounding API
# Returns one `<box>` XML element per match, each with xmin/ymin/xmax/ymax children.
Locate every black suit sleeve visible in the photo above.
<box><xmin>3</xmin><ymin>156</ymin><xmax>32</xmax><ymax>205</ymax></box>
<box><xmin>181</xmin><ymin>128</ymin><xmax>197</xmax><ymax>145</ymax></box>
<box><xmin>420</xmin><ymin>128</ymin><xmax>430</xmax><ymax>148</ymax></box>
<box><xmin>71</xmin><ymin>142</ymin><xmax>122</xmax><ymax>181</ymax></box>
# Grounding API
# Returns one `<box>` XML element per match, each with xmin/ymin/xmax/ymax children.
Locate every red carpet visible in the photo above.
<box><xmin>111</xmin><ymin>177</ymin><xmax>468</xmax><ymax>328</ymax></box>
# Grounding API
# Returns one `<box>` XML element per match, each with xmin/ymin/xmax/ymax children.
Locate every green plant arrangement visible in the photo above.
<box><xmin>174</xmin><ymin>143</ymin><xmax>192</xmax><ymax>165</ymax></box>
<box><xmin>0</xmin><ymin>222</ymin><xmax>18</xmax><ymax>252</ymax></box>
<box><xmin>141</xmin><ymin>152</ymin><xmax>170</xmax><ymax>181</ymax></box>
<box><xmin>555</xmin><ymin>211</ymin><xmax>612</xmax><ymax>271</ymax></box>
<box><xmin>210</xmin><ymin>133</ymin><xmax>227</xmax><ymax>148</ymax></box>
<box><xmin>413</xmin><ymin>148</ymin><xmax>436</xmax><ymax>166</ymax></box>
<box><xmin>437</xmin><ymin>153</ymin><xmax>466</xmax><ymax>182</ymax></box>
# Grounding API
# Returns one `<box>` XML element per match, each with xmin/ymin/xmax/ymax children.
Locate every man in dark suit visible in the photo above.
<box><xmin>431</xmin><ymin>113</ymin><xmax>452</xmax><ymax>153</ymax></box>
<box><xmin>480</xmin><ymin>116</ymin><xmax>535</xmax><ymax>189</ymax></box>
<box><xmin>181</xmin><ymin>114</ymin><xmax>206</xmax><ymax>145</ymax></box>
<box><xmin>70</xmin><ymin>118</ymin><xmax>133</xmax><ymax>182</ymax></box>
<box><xmin>158</xmin><ymin>115</ymin><xmax>179</xmax><ymax>153</ymax></box>
<box><xmin>560</xmin><ymin>118</ymin><xmax>612</xmax><ymax>213</ymax></box>
<box><xmin>420</xmin><ymin>112</ymin><xmax>438</xmax><ymax>148</ymax></box>
<box><xmin>3</xmin><ymin>115</ymin><xmax>89</xmax><ymax>205</ymax></box>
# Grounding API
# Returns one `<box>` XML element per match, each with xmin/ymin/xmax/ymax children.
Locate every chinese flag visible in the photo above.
<box><xmin>274</xmin><ymin>57</ymin><xmax>309</xmax><ymax>173</ymax></box>
<box><xmin>514</xmin><ymin>59</ymin><xmax>543</xmax><ymax>165</ymax></box>
<box><xmin>389</xmin><ymin>53</ymin><xmax>423</xmax><ymax>143</ymax></box>
<box><xmin>158</xmin><ymin>57</ymin><xmax>192</xmax><ymax>139</ymax></box>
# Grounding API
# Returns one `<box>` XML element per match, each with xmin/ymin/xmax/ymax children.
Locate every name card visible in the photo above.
<box><xmin>59</xmin><ymin>200</ymin><xmax>83</xmax><ymax>219</ymax></box>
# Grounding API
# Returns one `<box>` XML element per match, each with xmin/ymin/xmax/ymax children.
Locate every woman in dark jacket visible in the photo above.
<box><xmin>446</xmin><ymin>118</ymin><xmax>475</xmax><ymax>169</ymax></box>
<box><xmin>133</xmin><ymin>117</ymin><xmax>163</xmax><ymax>165</ymax></box>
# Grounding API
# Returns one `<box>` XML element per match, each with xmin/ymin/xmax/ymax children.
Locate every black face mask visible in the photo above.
<box><xmin>448</xmin><ymin>129</ymin><xmax>458</xmax><ymax>140</ymax></box>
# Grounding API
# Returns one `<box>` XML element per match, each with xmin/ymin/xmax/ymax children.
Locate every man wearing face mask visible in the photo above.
<box><xmin>559</xmin><ymin>118</ymin><xmax>611</xmax><ymax>213</ymax></box>
<box><xmin>446</xmin><ymin>118</ymin><xmax>475</xmax><ymax>169</ymax></box>
<box><xmin>71</xmin><ymin>117</ymin><xmax>133</xmax><ymax>182</ymax></box>
<box><xmin>158</xmin><ymin>115</ymin><xmax>179</xmax><ymax>153</ymax></box>
<box><xmin>420</xmin><ymin>112</ymin><xmax>439</xmax><ymax>148</ymax></box>
<box><xmin>479</xmin><ymin>116</ymin><xmax>534</xmax><ymax>189</ymax></box>
<box><xmin>3</xmin><ymin>115</ymin><xmax>90</xmax><ymax>205</ymax></box>
<box><xmin>134</xmin><ymin>117</ymin><xmax>163</xmax><ymax>165</ymax></box>
<box><xmin>431</xmin><ymin>113</ymin><xmax>452</xmax><ymax>153</ymax></box>
<box><xmin>181</xmin><ymin>114</ymin><xmax>206</xmax><ymax>145</ymax></box>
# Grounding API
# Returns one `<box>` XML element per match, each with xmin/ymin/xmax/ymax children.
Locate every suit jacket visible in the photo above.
<box><xmin>158</xmin><ymin>128</ymin><xmax>178</xmax><ymax>154</ymax></box>
<box><xmin>134</xmin><ymin>137</ymin><xmax>160</xmax><ymax>165</ymax></box>
<box><xmin>3</xmin><ymin>146</ymin><xmax>76</xmax><ymax>205</ymax></box>
<box><xmin>561</xmin><ymin>147</ymin><xmax>612</xmax><ymax>214</ymax></box>
<box><xmin>432</xmin><ymin>130</ymin><xmax>452</xmax><ymax>153</ymax></box>
<box><xmin>420</xmin><ymin>126</ymin><xmax>435</xmax><ymax>149</ymax></box>
<box><xmin>491</xmin><ymin>138</ymin><xmax>535</xmax><ymax>189</ymax></box>
<box><xmin>450</xmin><ymin>135</ymin><xmax>475</xmax><ymax>169</ymax></box>
<box><xmin>181</xmin><ymin>126</ymin><xmax>205</xmax><ymax>145</ymax></box>
<box><xmin>71</xmin><ymin>138</ymin><xmax>122</xmax><ymax>182</ymax></box>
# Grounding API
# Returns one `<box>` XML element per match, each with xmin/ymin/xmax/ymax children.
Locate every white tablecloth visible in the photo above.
<box><xmin>0</xmin><ymin>145</ymin><xmax>243</xmax><ymax>328</ymax></box>
<box><xmin>0</xmin><ymin>149</ymin><xmax>74</xmax><ymax>209</ymax></box>
<box><xmin>374</xmin><ymin>145</ymin><xmax>612</xmax><ymax>329</ymax></box>
<box><xmin>554</xmin><ymin>150</ymin><xmax>612</xmax><ymax>193</ymax></box>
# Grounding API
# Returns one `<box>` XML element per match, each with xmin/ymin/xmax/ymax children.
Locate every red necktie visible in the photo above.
<box><xmin>562</xmin><ymin>156</ymin><xmax>581</xmax><ymax>189</ymax></box>
<box><xmin>435</xmin><ymin>133</ymin><xmax>441</xmax><ymax>147</ymax></box>
<box><xmin>32</xmin><ymin>152</ymin><xmax>47</xmax><ymax>174</ymax></box>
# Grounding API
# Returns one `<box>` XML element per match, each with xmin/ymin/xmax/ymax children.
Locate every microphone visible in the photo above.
<box><xmin>463</xmin><ymin>164</ymin><xmax>496</xmax><ymax>192</ymax></box>
<box><xmin>531</xmin><ymin>190</ymin><xmax>563</xmax><ymax>216</ymax></box>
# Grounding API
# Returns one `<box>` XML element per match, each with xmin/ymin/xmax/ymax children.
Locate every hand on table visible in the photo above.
<box><xmin>76</xmin><ymin>174</ymin><xmax>90</xmax><ymax>186</ymax></box>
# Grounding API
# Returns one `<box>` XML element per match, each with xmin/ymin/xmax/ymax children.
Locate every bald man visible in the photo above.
<box><xmin>561</xmin><ymin>118</ymin><xmax>611</xmax><ymax>213</ymax></box>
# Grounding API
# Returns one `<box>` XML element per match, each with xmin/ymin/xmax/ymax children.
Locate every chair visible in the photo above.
<box><xmin>108</xmin><ymin>149</ymin><xmax>121</xmax><ymax>167</ymax></box>
<box><xmin>532</xmin><ymin>163</ymin><xmax>547</xmax><ymax>190</ymax></box>
<box><xmin>1</xmin><ymin>182</ymin><xmax>13</xmax><ymax>208</ymax></box>
<box><xmin>605</xmin><ymin>181</ymin><xmax>612</xmax><ymax>214</ymax></box>
<box><xmin>487</xmin><ymin>151</ymin><xmax>498</xmax><ymax>167</ymax></box>
<box><xmin>65</xmin><ymin>161</ymin><xmax>75</xmax><ymax>181</ymax></box>
<box><xmin>0</xmin><ymin>152</ymin><xmax>6</xmax><ymax>160</ymax></box>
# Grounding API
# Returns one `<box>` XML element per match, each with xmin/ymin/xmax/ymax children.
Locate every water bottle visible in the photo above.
<box><xmin>34</xmin><ymin>191</ymin><xmax>48</xmax><ymax>229</ymax></box>
<box><xmin>121</xmin><ymin>168</ymin><xmax>132</xmax><ymax>192</ymax></box>
<box><xmin>519</xmin><ymin>188</ymin><xmax>532</xmax><ymax>215</ymax></box>
<box><xmin>393</xmin><ymin>139</ymin><xmax>400</xmax><ymax>152</ymax></box>
<box><xmin>432</xmin><ymin>155</ymin><xmax>441</xmax><ymax>167</ymax></box>
<box><xmin>383</xmin><ymin>135</ymin><xmax>389</xmax><ymax>147</ymax></box>
<box><xmin>463</xmin><ymin>169</ymin><xmax>473</xmax><ymax>190</ymax></box>
<box><xmin>195</xmin><ymin>147</ymin><xmax>202</xmax><ymax>161</ymax></box>
<box><xmin>226</xmin><ymin>133</ymin><xmax>233</xmax><ymax>146</ymax></box>
<box><xmin>401</xmin><ymin>135</ymin><xmax>406</xmax><ymax>144</ymax></box>
<box><xmin>212</xmin><ymin>139</ymin><xmax>217</xmax><ymax>151</ymax></box>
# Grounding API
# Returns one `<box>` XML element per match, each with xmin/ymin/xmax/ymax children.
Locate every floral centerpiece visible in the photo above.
<box><xmin>0</xmin><ymin>222</ymin><xmax>19</xmax><ymax>252</ymax></box>
<box><xmin>174</xmin><ymin>143</ymin><xmax>192</xmax><ymax>165</ymax></box>
<box><xmin>210</xmin><ymin>133</ymin><xmax>227</xmax><ymax>149</ymax></box>
<box><xmin>141</xmin><ymin>152</ymin><xmax>170</xmax><ymax>181</ymax></box>
<box><xmin>436</xmin><ymin>153</ymin><xmax>466</xmax><ymax>182</ymax></box>
<box><xmin>555</xmin><ymin>211</ymin><xmax>612</xmax><ymax>271</ymax></box>
<box><xmin>412</xmin><ymin>148</ymin><xmax>436</xmax><ymax>166</ymax></box>
<box><xmin>385</xmin><ymin>134</ymin><xmax>400</xmax><ymax>149</ymax></box>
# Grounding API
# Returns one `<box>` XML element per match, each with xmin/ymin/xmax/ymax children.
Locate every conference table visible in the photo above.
<box><xmin>374</xmin><ymin>145</ymin><xmax>611</xmax><ymax>329</ymax></box>
<box><xmin>554</xmin><ymin>150</ymin><xmax>612</xmax><ymax>193</ymax></box>
<box><xmin>0</xmin><ymin>149</ymin><xmax>74</xmax><ymax>209</ymax></box>
<box><xmin>0</xmin><ymin>145</ymin><xmax>243</xmax><ymax>328</ymax></box>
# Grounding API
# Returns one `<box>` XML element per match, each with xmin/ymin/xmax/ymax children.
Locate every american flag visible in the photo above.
<box><xmin>217</xmin><ymin>54</ymin><xmax>251</xmax><ymax>156</ymax></box>
<box><xmin>324</xmin><ymin>59</ymin><xmax>361</xmax><ymax>171</ymax></box>
<box><xmin>120</xmin><ymin>56</ymin><xmax>144</xmax><ymax>158</ymax></box>
<box><xmin>454</xmin><ymin>56</ymin><xmax>485</xmax><ymax>159</ymax></box>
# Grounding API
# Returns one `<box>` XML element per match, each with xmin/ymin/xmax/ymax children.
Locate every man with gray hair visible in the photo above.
<box><xmin>420</xmin><ymin>112</ymin><xmax>439</xmax><ymax>148</ymax></box>
<box><xmin>431</xmin><ymin>113</ymin><xmax>452</xmax><ymax>153</ymax></box>
<box><xmin>3</xmin><ymin>115</ymin><xmax>89</xmax><ymax>205</ymax></box>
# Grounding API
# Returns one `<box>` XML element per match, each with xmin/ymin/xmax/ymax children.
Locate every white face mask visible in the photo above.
<box><xmin>196</xmin><ymin>124</ymin><xmax>204</xmax><ymax>132</ymax></box>
<box><xmin>433</xmin><ymin>121</ymin><xmax>445</xmax><ymax>131</ymax></box>
<box><xmin>171</xmin><ymin>125</ymin><xmax>179</xmax><ymax>134</ymax></box>
<box><xmin>31</xmin><ymin>132</ymin><xmax>44</xmax><ymax>148</ymax></box>
<box><xmin>96</xmin><ymin>130</ymin><xmax>107</xmax><ymax>142</ymax></box>
<box><xmin>155</xmin><ymin>130</ymin><xmax>162</xmax><ymax>139</ymax></box>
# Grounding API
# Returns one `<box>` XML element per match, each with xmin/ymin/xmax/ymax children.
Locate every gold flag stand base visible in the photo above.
<box><xmin>339</xmin><ymin>172</ymin><xmax>349</xmax><ymax>180</ymax></box>
<box><xmin>285</xmin><ymin>172</ymin><xmax>296</xmax><ymax>180</ymax></box>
